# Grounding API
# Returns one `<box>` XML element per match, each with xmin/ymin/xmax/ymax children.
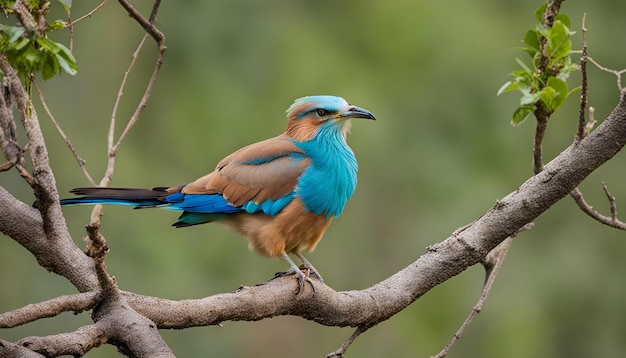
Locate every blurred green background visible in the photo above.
<box><xmin>2</xmin><ymin>0</ymin><xmax>626</xmax><ymax>357</ymax></box>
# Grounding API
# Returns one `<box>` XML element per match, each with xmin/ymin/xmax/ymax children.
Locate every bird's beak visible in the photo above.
<box><xmin>337</xmin><ymin>106</ymin><xmax>376</xmax><ymax>121</ymax></box>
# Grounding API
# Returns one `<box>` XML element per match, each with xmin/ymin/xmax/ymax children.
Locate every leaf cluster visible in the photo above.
<box><xmin>498</xmin><ymin>4</ymin><xmax>580</xmax><ymax>125</ymax></box>
<box><xmin>0</xmin><ymin>0</ymin><xmax>76</xmax><ymax>87</ymax></box>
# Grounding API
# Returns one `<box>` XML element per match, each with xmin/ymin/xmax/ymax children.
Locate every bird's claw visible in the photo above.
<box><xmin>298</xmin><ymin>262</ymin><xmax>324</xmax><ymax>283</ymax></box>
<box><xmin>273</xmin><ymin>267</ymin><xmax>316</xmax><ymax>295</ymax></box>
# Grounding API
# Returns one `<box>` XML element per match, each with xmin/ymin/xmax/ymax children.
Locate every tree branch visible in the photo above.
<box><xmin>0</xmin><ymin>339</ymin><xmax>45</xmax><ymax>358</ymax></box>
<box><xmin>0</xmin><ymin>293</ymin><xmax>97</xmax><ymax>328</ymax></box>
<box><xmin>0</xmin><ymin>58</ymin><xmax>98</xmax><ymax>293</ymax></box>
<box><xmin>108</xmin><ymin>89</ymin><xmax>626</xmax><ymax>353</ymax></box>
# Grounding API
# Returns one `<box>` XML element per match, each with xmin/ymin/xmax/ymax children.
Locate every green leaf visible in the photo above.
<box><xmin>555</xmin><ymin>13</ymin><xmax>570</xmax><ymax>28</ymax></box>
<box><xmin>513</xmin><ymin>46</ymin><xmax>538</xmax><ymax>59</ymax></box>
<box><xmin>54</xmin><ymin>41</ymin><xmax>77</xmax><ymax>75</ymax></box>
<box><xmin>497</xmin><ymin>81</ymin><xmax>517</xmax><ymax>96</ymax></box>
<box><xmin>21</xmin><ymin>43</ymin><xmax>40</xmax><ymax>67</ymax></box>
<box><xmin>512</xmin><ymin>104</ymin><xmax>536</xmax><ymax>126</ymax></box>
<box><xmin>34</xmin><ymin>37</ymin><xmax>78</xmax><ymax>77</ymax></box>
<box><xmin>541</xmin><ymin>77</ymin><xmax>569</xmax><ymax>111</ymax></box>
<box><xmin>540</xmin><ymin>86</ymin><xmax>557</xmax><ymax>110</ymax></box>
<box><xmin>520</xmin><ymin>91</ymin><xmax>541</xmax><ymax>106</ymax></box>
<box><xmin>36</xmin><ymin>37</ymin><xmax>60</xmax><ymax>53</ymax></box>
<box><xmin>48</xmin><ymin>20</ymin><xmax>68</xmax><ymax>31</ymax></box>
<box><xmin>13</xmin><ymin>37</ymin><xmax>30</xmax><ymax>51</ymax></box>
<box><xmin>568</xmin><ymin>85</ymin><xmax>582</xmax><ymax>97</ymax></box>
<box><xmin>56</xmin><ymin>0</ymin><xmax>71</xmax><ymax>9</ymax></box>
<box><xmin>523</xmin><ymin>29</ymin><xmax>540</xmax><ymax>52</ymax></box>
<box><xmin>5</xmin><ymin>26</ymin><xmax>25</xmax><ymax>44</ymax></box>
<box><xmin>510</xmin><ymin>70</ymin><xmax>536</xmax><ymax>96</ymax></box>
<box><xmin>39</xmin><ymin>52</ymin><xmax>59</xmax><ymax>80</ymax></box>
<box><xmin>515</xmin><ymin>57</ymin><xmax>533</xmax><ymax>73</ymax></box>
<box><xmin>545</xmin><ymin>20</ymin><xmax>571</xmax><ymax>61</ymax></box>
<box><xmin>534</xmin><ymin>4</ymin><xmax>547</xmax><ymax>23</ymax></box>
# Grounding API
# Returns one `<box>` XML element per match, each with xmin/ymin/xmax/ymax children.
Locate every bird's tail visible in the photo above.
<box><xmin>60</xmin><ymin>187</ymin><xmax>179</xmax><ymax>208</ymax></box>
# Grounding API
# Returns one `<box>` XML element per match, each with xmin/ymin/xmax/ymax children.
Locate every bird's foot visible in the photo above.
<box><xmin>296</xmin><ymin>262</ymin><xmax>324</xmax><ymax>283</ymax></box>
<box><xmin>273</xmin><ymin>267</ymin><xmax>315</xmax><ymax>295</ymax></box>
<box><xmin>296</xmin><ymin>253</ymin><xmax>324</xmax><ymax>283</ymax></box>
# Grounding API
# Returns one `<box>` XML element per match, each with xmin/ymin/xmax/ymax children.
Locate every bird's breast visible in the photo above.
<box><xmin>293</xmin><ymin>130</ymin><xmax>358</xmax><ymax>218</ymax></box>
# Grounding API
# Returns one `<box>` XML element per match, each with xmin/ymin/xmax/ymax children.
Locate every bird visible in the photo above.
<box><xmin>61</xmin><ymin>95</ymin><xmax>376</xmax><ymax>294</ymax></box>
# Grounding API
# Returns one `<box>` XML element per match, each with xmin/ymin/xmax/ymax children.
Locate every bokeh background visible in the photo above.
<box><xmin>2</xmin><ymin>1</ymin><xmax>626</xmax><ymax>357</ymax></box>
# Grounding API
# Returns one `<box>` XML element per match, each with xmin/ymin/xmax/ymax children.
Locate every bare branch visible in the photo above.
<box><xmin>67</xmin><ymin>1</ymin><xmax>109</xmax><ymax>51</ymax></box>
<box><xmin>577</xmin><ymin>13</ymin><xmax>589</xmax><ymax>141</ymax></box>
<box><xmin>566</xmin><ymin>15</ymin><xmax>626</xmax><ymax>231</ymax></box>
<box><xmin>33</xmin><ymin>80</ymin><xmax>96</xmax><ymax>186</ymax></box>
<box><xmin>71</xmin><ymin>0</ymin><xmax>108</xmax><ymax>25</ymax></box>
<box><xmin>532</xmin><ymin>0</ymin><xmax>564</xmax><ymax>174</ymax></box>
<box><xmin>109</xmin><ymin>0</ymin><xmax>166</xmax><ymax>157</ymax></box>
<box><xmin>117</xmin><ymin>0</ymin><xmax>165</xmax><ymax>47</ymax></box>
<box><xmin>588</xmin><ymin>57</ymin><xmax>626</xmax><ymax>91</ymax></box>
<box><xmin>569</xmin><ymin>185</ymin><xmax>626</xmax><ymax>230</ymax></box>
<box><xmin>18</xmin><ymin>325</ymin><xmax>107</xmax><ymax>357</ymax></box>
<box><xmin>585</xmin><ymin>106</ymin><xmax>597</xmax><ymax>135</ymax></box>
<box><xmin>433</xmin><ymin>223</ymin><xmax>534</xmax><ymax>358</ymax></box>
<box><xmin>81</xmin><ymin>0</ymin><xmax>166</xmax><ymax>253</ymax></box>
<box><xmin>326</xmin><ymin>326</ymin><xmax>369</xmax><ymax>358</ymax></box>
<box><xmin>0</xmin><ymin>292</ymin><xmax>97</xmax><ymax>328</ymax></box>
<box><xmin>98</xmin><ymin>0</ymin><xmax>166</xmax><ymax>192</ymax></box>
<box><xmin>102</xmin><ymin>33</ymin><xmax>149</xmax><ymax>188</ymax></box>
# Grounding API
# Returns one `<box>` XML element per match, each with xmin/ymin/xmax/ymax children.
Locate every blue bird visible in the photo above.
<box><xmin>61</xmin><ymin>95</ymin><xmax>376</xmax><ymax>293</ymax></box>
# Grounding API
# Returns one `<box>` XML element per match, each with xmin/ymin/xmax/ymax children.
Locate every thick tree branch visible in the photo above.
<box><xmin>0</xmin><ymin>57</ymin><xmax>99</xmax><ymax>293</ymax></box>
<box><xmin>107</xmin><ymin>89</ymin><xmax>626</xmax><ymax>347</ymax></box>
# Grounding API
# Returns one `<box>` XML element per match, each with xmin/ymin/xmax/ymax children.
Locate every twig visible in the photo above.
<box><xmin>570</xmin><ymin>186</ymin><xmax>626</xmax><ymax>230</ymax></box>
<box><xmin>99</xmin><ymin>0</ymin><xmax>166</xmax><ymax>190</ymax></box>
<box><xmin>569</xmin><ymin>28</ymin><xmax>626</xmax><ymax>230</ymax></box>
<box><xmin>433</xmin><ymin>223</ymin><xmax>534</xmax><ymax>358</ymax></box>
<box><xmin>90</xmin><ymin>0</ymin><xmax>165</xmax><ymax>231</ymax></box>
<box><xmin>68</xmin><ymin>0</ymin><xmax>108</xmax><ymax>51</ymax></box>
<box><xmin>326</xmin><ymin>325</ymin><xmax>370</xmax><ymax>358</ymax></box>
<box><xmin>533</xmin><ymin>107</ymin><xmax>549</xmax><ymax>174</ymax></box>
<box><xmin>105</xmin><ymin>32</ymin><xmax>149</xmax><ymax>169</ymax></box>
<box><xmin>576</xmin><ymin>13</ymin><xmax>588</xmax><ymax>141</ymax></box>
<box><xmin>532</xmin><ymin>0</ymin><xmax>564</xmax><ymax>174</ymax></box>
<box><xmin>587</xmin><ymin>57</ymin><xmax>626</xmax><ymax>92</ymax></box>
<box><xmin>585</xmin><ymin>106</ymin><xmax>596</xmax><ymax>135</ymax></box>
<box><xmin>71</xmin><ymin>0</ymin><xmax>108</xmax><ymax>25</ymax></box>
<box><xmin>33</xmin><ymin>80</ymin><xmax>96</xmax><ymax>185</ymax></box>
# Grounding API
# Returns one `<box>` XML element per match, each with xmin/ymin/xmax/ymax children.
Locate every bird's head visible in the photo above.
<box><xmin>285</xmin><ymin>95</ymin><xmax>376</xmax><ymax>142</ymax></box>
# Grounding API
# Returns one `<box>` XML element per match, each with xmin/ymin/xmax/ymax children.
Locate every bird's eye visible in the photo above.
<box><xmin>317</xmin><ymin>109</ymin><xmax>328</xmax><ymax>117</ymax></box>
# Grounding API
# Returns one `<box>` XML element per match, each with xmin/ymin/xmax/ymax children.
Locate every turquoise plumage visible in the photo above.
<box><xmin>61</xmin><ymin>95</ymin><xmax>376</xmax><ymax>293</ymax></box>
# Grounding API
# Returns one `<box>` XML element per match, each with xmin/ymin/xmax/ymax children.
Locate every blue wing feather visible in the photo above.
<box><xmin>164</xmin><ymin>193</ymin><xmax>242</xmax><ymax>213</ymax></box>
